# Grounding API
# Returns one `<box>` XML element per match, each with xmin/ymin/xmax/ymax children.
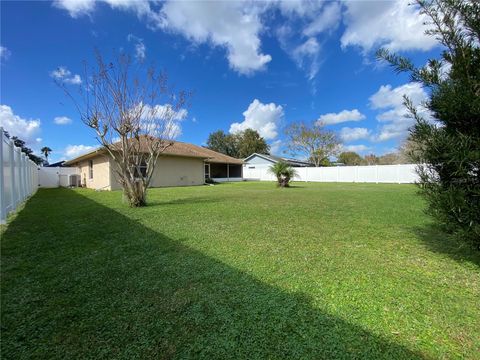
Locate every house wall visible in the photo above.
<box><xmin>76</xmin><ymin>155</ymin><xmax>111</xmax><ymax>190</ymax></box>
<box><xmin>151</xmin><ymin>156</ymin><xmax>205</xmax><ymax>187</ymax></box>
<box><xmin>109</xmin><ymin>155</ymin><xmax>205</xmax><ymax>189</ymax></box>
<box><xmin>244</xmin><ymin>155</ymin><xmax>275</xmax><ymax>166</ymax></box>
<box><xmin>243</xmin><ymin>155</ymin><xmax>274</xmax><ymax>175</ymax></box>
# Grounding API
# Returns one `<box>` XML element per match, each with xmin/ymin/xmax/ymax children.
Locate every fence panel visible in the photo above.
<box><xmin>243</xmin><ymin>164</ymin><xmax>420</xmax><ymax>184</ymax></box>
<box><xmin>38</xmin><ymin>167</ymin><xmax>79</xmax><ymax>188</ymax></box>
<box><xmin>0</xmin><ymin>128</ymin><xmax>39</xmax><ymax>224</ymax></box>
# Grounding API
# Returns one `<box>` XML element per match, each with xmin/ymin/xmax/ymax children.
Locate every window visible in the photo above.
<box><xmin>139</xmin><ymin>163</ymin><xmax>147</xmax><ymax>178</ymax></box>
<box><xmin>88</xmin><ymin>160</ymin><xmax>93</xmax><ymax>179</ymax></box>
<box><xmin>204</xmin><ymin>164</ymin><xmax>210</xmax><ymax>179</ymax></box>
<box><xmin>133</xmin><ymin>161</ymin><xmax>147</xmax><ymax>178</ymax></box>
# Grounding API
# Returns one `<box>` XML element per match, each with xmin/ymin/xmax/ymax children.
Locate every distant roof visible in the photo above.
<box><xmin>64</xmin><ymin>137</ymin><xmax>243</xmax><ymax>165</ymax></box>
<box><xmin>244</xmin><ymin>153</ymin><xmax>313</xmax><ymax>167</ymax></box>
<box><xmin>45</xmin><ymin>160</ymin><xmax>66</xmax><ymax>167</ymax></box>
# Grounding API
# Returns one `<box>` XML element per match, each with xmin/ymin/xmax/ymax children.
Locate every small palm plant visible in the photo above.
<box><xmin>268</xmin><ymin>161</ymin><xmax>298</xmax><ymax>188</ymax></box>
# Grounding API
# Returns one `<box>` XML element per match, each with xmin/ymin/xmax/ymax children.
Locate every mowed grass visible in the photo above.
<box><xmin>1</xmin><ymin>182</ymin><xmax>479</xmax><ymax>359</ymax></box>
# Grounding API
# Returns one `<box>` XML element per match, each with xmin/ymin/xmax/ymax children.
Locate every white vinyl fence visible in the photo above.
<box><xmin>38</xmin><ymin>167</ymin><xmax>79</xmax><ymax>188</ymax></box>
<box><xmin>243</xmin><ymin>164</ymin><xmax>419</xmax><ymax>184</ymax></box>
<box><xmin>0</xmin><ymin>127</ymin><xmax>39</xmax><ymax>224</ymax></box>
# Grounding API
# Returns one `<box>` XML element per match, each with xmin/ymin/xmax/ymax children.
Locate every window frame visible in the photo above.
<box><xmin>88</xmin><ymin>160</ymin><xmax>93</xmax><ymax>179</ymax></box>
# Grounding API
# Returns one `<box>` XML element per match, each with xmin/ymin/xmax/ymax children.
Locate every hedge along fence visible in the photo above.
<box><xmin>243</xmin><ymin>164</ymin><xmax>420</xmax><ymax>184</ymax></box>
<box><xmin>0</xmin><ymin>127</ymin><xmax>39</xmax><ymax>224</ymax></box>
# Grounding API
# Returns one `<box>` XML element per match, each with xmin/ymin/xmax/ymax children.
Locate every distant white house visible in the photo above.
<box><xmin>243</xmin><ymin>153</ymin><xmax>313</xmax><ymax>172</ymax></box>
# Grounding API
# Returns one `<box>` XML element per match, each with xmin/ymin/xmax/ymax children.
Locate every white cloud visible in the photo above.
<box><xmin>55</xmin><ymin>1</ymin><xmax>272</xmax><ymax>75</ymax></box>
<box><xmin>292</xmin><ymin>37</ymin><xmax>321</xmax><ymax>81</ymax></box>
<box><xmin>276</xmin><ymin>0</ymin><xmax>323</xmax><ymax>17</ymax></box>
<box><xmin>169</xmin><ymin>122</ymin><xmax>182</xmax><ymax>139</ymax></box>
<box><xmin>140</xmin><ymin>103</ymin><xmax>188</xmax><ymax>139</ymax></box>
<box><xmin>143</xmin><ymin>104</ymin><xmax>187</xmax><ymax>122</ymax></box>
<box><xmin>127</xmin><ymin>34</ymin><xmax>146</xmax><ymax>61</ymax></box>
<box><xmin>375</xmin><ymin>122</ymin><xmax>410</xmax><ymax>142</ymax></box>
<box><xmin>158</xmin><ymin>1</ymin><xmax>271</xmax><ymax>74</ymax></box>
<box><xmin>342</xmin><ymin>144</ymin><xmax>370</xmax><ymax>153</ymax></box>
<box><xmin>303</xmin><ymin>2</ymin><xmax>342</xmax><ymax>37</ymax></box>
<box><xmin>53</xmin><ymin>0</ymin><xmax>152</xmax><ymax>19</ymax></box>
<box><xmin>229</xmin><ymin>99</ymin><xmax>284</xmax><ymax>140</ymax></box>
<box><xmin>1</xmin><ymin>46</ymin><xmax>11</xmax><ymax>61</ymax></box>
<box><xmin>269</xmin><ymin>139</ymin><xmax>282</xmax><ymax>156</ymax></box>
<box><xmin>341</xmin><ymin>0</ymin><xmax>437</xmax><ymax>53</ymax></box>
<box><xmin>317</xmin><ymin>109</ymin><xmax>365</xmax><ymax>125</ymax></box>
<box><xmin>50</xmin><ymin>66</ymin><xmax>82</xmax><ymax>84</ymax></box>
<box><xmin>52</xmin><ymin>0</ymin><xmax>96</xmax><ymax>18</ymax></box>
<box><xmin>370</xmin><ymin>83</ymin><xmax>427</xmax><ymax>114</ymax></box>
<box><xmin>54</xmin><ymin>116</ymin><xmax>72</xmax><ymax>125</ymax></box>
<box><xmin>340</xmin><ymin>127</ymin><xmax>371</xmax><ymax>142</ymax></box>
<box><xmin>64</xmin><ymin>144</ymin><xmax>95</xmax><ymax>158</ymax></box>
<box><xmin>0</xmin><ymin>105</ymin><xmax>41</xmax><ymax>144</ymax></box>
<box><xmin>274</xmin><ymin>2</ymin><xmax>340</xmax><ymax>86</ymax></box>
<box><xmin>369</xmin><ymin>82</ymin><xmax>432</xmax><ymax>141</ymax></box>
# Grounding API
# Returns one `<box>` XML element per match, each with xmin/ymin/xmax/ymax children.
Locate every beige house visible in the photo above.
<box><xmin>63</xmin><ymin>141</ymin><xmax>243</xmax><ymax>190</ymax></box>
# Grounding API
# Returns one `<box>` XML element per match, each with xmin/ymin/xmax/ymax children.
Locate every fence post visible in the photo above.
<box><xmin>336</xmin><ymin>166</ymin><xmax>339</xmax><ymax>182</ymax></box>
<box><xmin>18</xmin><ymin>153</ymin><xmax>23</xmax><ymax>201</ymax></box>
<box><xmin>23</xmin><ymin>154</ymin><xmax>27</xmax><ymax>199</ymax></box>
<box><xmin>10</xmin><ymin>140</ymin><xmax>17</xmax><ymax>208</ymax></box>
<box><xmin>27</xmin><ymin>161</ymin><xmax>31</xmax><ymax>196</ymax></box>
<box><xmin>16</xmin><ymin>149</ymin><xmax>22</xmax><ymax>202</ymax></box>
<box><xmin>16</xmin><ymin>150</ymin><xmax>21</xmax><ymax>201</ymax></box>
<box><xmin>397</xmin><ymin>164</ymin><xmax>401</xmax><ymax>184</ymax></box>
<box><xmin>0</xmin><ymin>128</ymin><xmax>5</xmax><ymax>224</ymax></box>
<box><xmin>21</xmin><ymin>153</ymin><xmax>26</xmax><ymax>200</ymax></box>
<box><xmin>26</xmin><ymin>158</ymin><xmax>31</xmax><ymax>196</ymax></box>
<box><xmin>375</xmin><ymin>165</ymin><xmax>379</xmax><ymax>184</ymax></box>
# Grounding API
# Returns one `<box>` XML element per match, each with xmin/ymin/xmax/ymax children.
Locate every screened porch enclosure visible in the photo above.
<box><xmin>205</xmin><ymin>162</ymin><xmax>242</xmax><ymax>181</ymax></box>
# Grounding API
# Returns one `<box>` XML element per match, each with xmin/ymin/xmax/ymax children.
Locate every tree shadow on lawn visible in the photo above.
<box><xmin>412</xmin><ymin>224</ymin><xmax>480</xmax><ymax>267</ymax></box>
<box><xmin>1</xmin><ymin>189</ymin><xmax>425</xmax><ymax>359</ymax></box>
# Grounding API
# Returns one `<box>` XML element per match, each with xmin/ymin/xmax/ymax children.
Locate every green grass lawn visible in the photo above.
<box><xmin>1</xmin><ymin>182</ymin><xmax>479</xmax><ymax>359</ymax></box>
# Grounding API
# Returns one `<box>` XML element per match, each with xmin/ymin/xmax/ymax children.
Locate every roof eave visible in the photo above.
<box><xmin>63</xmin><ymin>148</ymin><xmax>104</xmax><ymax>166</ymax></box>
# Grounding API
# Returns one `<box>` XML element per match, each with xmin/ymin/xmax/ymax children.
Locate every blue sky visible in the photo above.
<box><xmin>1</xmin><ymin>0</ymin><xmax>441</xmax><ymax>162</ymax></box>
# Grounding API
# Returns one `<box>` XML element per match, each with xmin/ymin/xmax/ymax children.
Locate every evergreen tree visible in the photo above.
<box><xmin>378</xmin><ymin>0</ymin><xmax>480</xmax><ymax>247</ymax></box>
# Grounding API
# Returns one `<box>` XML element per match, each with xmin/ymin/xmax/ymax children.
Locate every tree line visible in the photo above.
<box><xmin>207</xmin><ymin>122</ymin><xmax>342</xmax><ymax>165</ymax></box>
<box><xmin>206</xmin><ymin>125</ymin><xmax>415</xmax><ymax>166</ymax></box>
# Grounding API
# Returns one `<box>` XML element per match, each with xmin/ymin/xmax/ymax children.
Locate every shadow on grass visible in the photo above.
<box><xmin>286</xmin><ymin>185</ymin><xmax>305</xmax><ymax>189</ymax></box>
<box><xmin>1</xmin><ymin>189</ymin><xmax>424</xmax><ymax>359</ymax></box>
<box><xmin>147</xmin><ymin>196</ymin><xmax>221</xmax><ymax>207</ymax></box>
<box><xmin>413</xmin><ymin>224</ymin><xmax>480</xmax><ymax>267</ymax></box>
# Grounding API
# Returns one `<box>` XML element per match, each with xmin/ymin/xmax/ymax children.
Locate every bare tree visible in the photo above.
<box><xmin>363</xmin><ymin>154</ymin><xmax>379</xmax><ymax>165</ymax></box>
<box><xmin>59</xmin><ymin>51</ymin><xmax>189</xmax><ymax>207</ymax></box>
<box><xmin>284</xmin><ymin>122</ymin><xmax>341</xmax><ymax>167</ymax></box>
<box><xmin>398</xmin><ymin>138</ymin><xmax>423</xmax><ymax>163</ymax></box>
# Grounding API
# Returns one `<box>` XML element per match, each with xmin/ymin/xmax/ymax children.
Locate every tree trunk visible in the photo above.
<box><xmin>123</xmin><ymin>179</ymin><xmax>147</xmax><ymax>207</ymax></box>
